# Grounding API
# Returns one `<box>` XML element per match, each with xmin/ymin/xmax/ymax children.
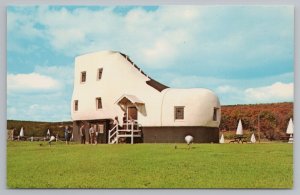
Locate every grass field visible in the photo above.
<box><xmin>7</xmin><ymin>141</ymin><xmax>293</xmax><ymax>188</ymax></box>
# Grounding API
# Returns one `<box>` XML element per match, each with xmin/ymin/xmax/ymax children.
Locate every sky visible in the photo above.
<box><xmin>7</xmin><ymin>5</ymin><xmax>294</xmax><ymax>122</ymax></box>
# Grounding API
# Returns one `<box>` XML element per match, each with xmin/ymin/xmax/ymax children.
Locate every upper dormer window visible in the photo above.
<box><xmin>97</xmin><ymin>68</ymin><xmax>103</xmax><ymax>80</ymax></box>
<box><xmin>81</xmin><ymin>71</ymin><xmax>86</xmax><ymax>83</ymax></box>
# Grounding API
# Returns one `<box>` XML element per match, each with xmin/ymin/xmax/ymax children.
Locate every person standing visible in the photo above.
<box><xmin>122</xmin><ymin>112</ymin><xmax>127</xmax><ymax>129</ymax></box>
<box><xmin>80</xmin><ymin>123</ymin><xmax>85</xmax><ymax>144</ymax></box>
<box><xmin>64</xmin><ymin>126</ymin><xmax>68</xmax><ymax>144</ymax></box>
<box><xmin>89</xmin><ymin>125</ymin><xmax>95</xmax><ymax>144</ymax></box>
<box><xmin>95</xmin><ymin>124</ymin><xmax>99</xmax><ymax>145</ymax></box>
<box><xmin>85</xmin><ymin>123</ymin><xmax>90</xmax><ymax>144</ymax></box>
<box><xmin>65</xmin><ymin>126</ymin><xmax>72</xmax><ymax>145</ymax></box>
<box><xmin>113</xmin><ymin>116</ymin><xmax>120</xmax><ymax>128</ymax></box>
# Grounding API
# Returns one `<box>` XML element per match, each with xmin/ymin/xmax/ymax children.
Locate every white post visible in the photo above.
<box><xmin>131</xmin><ymin>121</ymin><xmax>134</xmax><ymax>144</ymax></box>
<box><xmin>116</xmin><ymin>125</ymin><xmax>119</xmax><ymax>144</ymax></box>
<box><xmin>126</xmin><ymin>105</ymin><xmax>129</xmax><ymax>130</ymax></box>
<box><xmin>108</xmin><ymin>129</ymin><xmax>111</xmax><ymax>144</ymax></box>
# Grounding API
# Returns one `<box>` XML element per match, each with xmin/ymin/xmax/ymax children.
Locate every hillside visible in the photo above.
<box><xmin>7</xmin><ymin>102</ymin><xmax>293</xmax><ymax>140</ymax></box>
<box><xmin>220</xmin><ymin>102</ymin><xmax>293</xmax><ymax>140</ymax></box>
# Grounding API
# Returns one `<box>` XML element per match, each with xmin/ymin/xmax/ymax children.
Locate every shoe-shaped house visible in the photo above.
<box><xmin>71</xmin><ymin>51</ymin><xmax>221</xmax><ymax>144</ymax></box>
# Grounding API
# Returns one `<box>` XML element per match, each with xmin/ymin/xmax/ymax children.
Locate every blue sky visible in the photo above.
<box><xmin>7</xmin><ymin>5</ymin><xmax>294</xmax><ymax>122</ymax></box>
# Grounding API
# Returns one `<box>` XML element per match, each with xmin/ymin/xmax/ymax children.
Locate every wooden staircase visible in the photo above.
<box><xmin>108</xmin><ymin>121</ymin><xmax>142</xmax><ymax>144</ymax></box>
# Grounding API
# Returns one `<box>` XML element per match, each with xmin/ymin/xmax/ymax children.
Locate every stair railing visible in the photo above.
<box><xmin>108</xmin><ymin>124</ymin><xmax>118</xmax><ymax>144</ymax></box>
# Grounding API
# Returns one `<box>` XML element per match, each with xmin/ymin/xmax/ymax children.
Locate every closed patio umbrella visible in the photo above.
<box><xmin>219</xmin><ymin>134</ymin><xmax>224</xmax><ymax>144</ymax></box>
<box><xmin>236</xmin><ymin>119</ymin><xmax>243</xmax><ymax>135</ymax></box>
<box><xmin>286</xmin><ymin>118</ymin><xmax>294</xmax><ymax>143</ymax></box>
<box><xmin>250</xmin><ymin>133</ymin><xmax>256</xmax><ymax>143</ymax></box>
<box><xmin>19</xmin><ymin>127</ymin><xmax>24</xmax><ymax>137</ymax></box>
<box><xmin>286</xmin><ymin>118</ymin><xmax>293</xmax><ymax>135</ymax></box>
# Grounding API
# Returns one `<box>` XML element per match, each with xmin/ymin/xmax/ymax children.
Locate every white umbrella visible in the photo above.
<box><xmin>19</xmin><ymin>127</ymin><xmax>24</xmax><ymax>137</ymax></box>
<box><xmin>236</xmin><ymin>119</ymin><xmax>243</xmax><ymax>135</ymax></box>
<box><xmin>219</xmin><ymin>134</ymin><xmax>224</xmax><ymax>144</ymax></box>
<box><xmin>250</xmin><ymin>133</ymin><xmax>256</xmax><ymax>143</ymax></box>
<box><xmin>286</xmin><ymin>118</ymin><xmax>294</xmax><ymax>135</ymax></box>
<box><xmin>286</xmin><ymin>118</ymin><xmax>294</xmax><ymax>143</ymax></box>
<box><xmin>47</xmin><ymin>129</ymin><xmax>50</xmax><ymax>136</ymax></box>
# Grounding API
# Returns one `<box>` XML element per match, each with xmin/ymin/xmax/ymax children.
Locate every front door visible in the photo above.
<box><xmin>128</xmin><ymin>106</ymin><xmax>138</xmax><ymax>121</ymax></box>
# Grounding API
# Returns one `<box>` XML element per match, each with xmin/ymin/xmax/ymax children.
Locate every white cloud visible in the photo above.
<box><xmin>160</xmin><ymin>72</ymin><xmax>293</xmax><ymax>105</ymax></box>
<box><xmin>8</xmin><ymin>102</ymin><xmax>71</xmax><ymax>122</ymax></box>
<box><xmin>34</xmin><ymin>65</ymin><xmax>74</xmax><ymax>85</ymax></box>
<box><xmin>216</xmin><ymin>85</ymin><xmax>239</xmax><ymax>94</ymax></box>
<box><xmin>6</xmin><ymin>6</ymin><xmax>213</xmax><ymax>68</ymax></box>
<box><xmin>7</xmin><ymin>6</ymin><xmax>294</xmax><ymax>75</ymax></box>
<box><xmin>6</xmin><ymin>66</ymin><xmax>73</xmax><ymax>121</ymax></box>
<box><xmin>7</xmin><ymin>73</ymin><xmax>61</xmax><ymax>92</ymax></box>
<box><xmin>6</xmin><ymin>6</ymin><xmax>294</xmax><ymax>121</ymax></box>
<box><xmin>245</xmin><ymin>82</ymin><xmax>293</xmax><ymax>102</ymax></box>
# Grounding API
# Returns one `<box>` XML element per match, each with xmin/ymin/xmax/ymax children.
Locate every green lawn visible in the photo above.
<box><xmin>7</xmin><ymin>141</ymin><xmax>293</xmax><ymax>188</ymax></box>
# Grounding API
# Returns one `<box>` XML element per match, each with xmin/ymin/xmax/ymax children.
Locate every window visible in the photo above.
<box><xmin>81</xmin><ymin>71</ymin><xmax>86</xmax><ymax>83</ymax></box>
<box><xmin>213</xmin><ymin>107</ymin><xmax>219</xmax><ymax>121</ymax></box>
<box><xmin>174</xmin><ymin>107</ymin><xmax>184</xmax><ymax>120</ymax></box>
<box><xmin>98</xmin><ymin>124</ymin><xmax>104</xmax><ymax>134</ymax></box>
<box><xmin>96</xmin><ymin>97</ymin><xmax>102</xmax><ymax>109</ymax></box>
<box><xmin>97</xmin><ymin>68</ymin><xmax>103</xmax><ymax>80</ymax></box>
<box><xmin>74</xmin><ymin>100</ymin><xmax>78</xmax><ymax>111</ymax></box>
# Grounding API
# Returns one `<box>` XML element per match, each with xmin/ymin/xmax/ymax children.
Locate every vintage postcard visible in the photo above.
<box><xmin>7</xmin><ymin>5</ymin><xmax>294</xmax><ymax>188</ymax></box>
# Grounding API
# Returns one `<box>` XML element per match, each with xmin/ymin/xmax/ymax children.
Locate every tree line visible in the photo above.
<box><xmin>7</xmin><ymin>120</ymin><xmax>73</xmax><ymax>138</ymax></box>
<box><xmin>220</xmin><ymin>102</ymin><xmax>293</xmax><ymax>140</ymax></box>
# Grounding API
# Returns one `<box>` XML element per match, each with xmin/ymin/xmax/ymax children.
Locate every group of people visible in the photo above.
<box><xmin>75</xmin><ymin>113</ymin><xmax>136</xmax><ymax>144</ymax></box>
<box><xmin>113</xmin><ymin>112</ymin><xmax>136</xmax><ymax>130</ymax></box>
<box><xmin>79</xmin><ymin>123</ymin><xmax>100</xmax><ymax>145</ymax></box>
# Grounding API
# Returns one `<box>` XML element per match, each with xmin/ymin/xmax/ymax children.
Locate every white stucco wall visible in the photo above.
<box><xmin>161</xmin><ymin>88</ymin><xmax>221</xmax><ymax>127</ymax></box>
<box><xmin>71</xmin><ymin>51</ymin><xmax>221</xmax><ymax>128</ymax></box>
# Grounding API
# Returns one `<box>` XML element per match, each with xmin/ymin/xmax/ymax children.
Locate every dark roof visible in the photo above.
<box><xmin>146</xmin><ymin>79</ymin><xmax>169</xmax><ymax>92</ymax></box>
<box><xmin>119</xmin><ymin>52</ymin><xmax>127</xmax><ymax>59</ymax></box>
<box><xmin>119</xmin><ymin>52</ymin><xmax>169</xmax><ymax>92</ymax></box>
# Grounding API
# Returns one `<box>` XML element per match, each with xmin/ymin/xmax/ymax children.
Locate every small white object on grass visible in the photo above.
<box><xmin>48</xmin><ymin>136</ymin><xmax>56</xmax><ymax>146</ymax></box>
<box><xmin>185</xmin><ymin>135</ymin><xmax>193</xmax><ymax>149</ymax></box>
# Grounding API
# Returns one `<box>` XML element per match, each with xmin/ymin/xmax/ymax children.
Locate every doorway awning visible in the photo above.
<box><xmin>115</xmin><ymin>94</ymin><xmax>144</xmax><ymax>106</ymax></box>
<box><xmin>115</xmin><ymin>94</ymin><xmax>147</xmax><ymax>116</ymax></box>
